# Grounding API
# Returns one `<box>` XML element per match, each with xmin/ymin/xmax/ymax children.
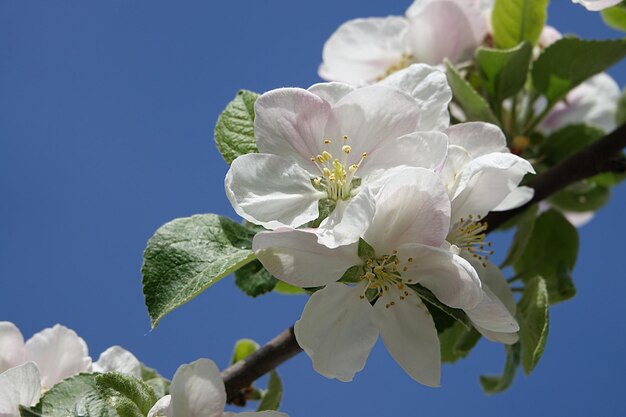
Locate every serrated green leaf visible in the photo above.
<box><xmin>492</xmin><ymin>0</ymin><xmax>548</xmax><ymax>49</ymax></box>
<box><xmin>257</xmin><ymin>370</ymin><xmax>282</xmax><ymax>411</ymax></box>
<box><xmin>142</xmin><ymin>214</ymin><xmax>257</xmax><ymax>327</ymax></box>
<box><xmin>440</xmin><ymin>322</ymin><xmax>482</xmax><ymax>363</ymax></box>
<box><xmin>602</xmin><ymin>4</ymin><xmax>626</xmax><ymax>32</ymax></box>
<box><xmin>231</xmin><ymin>338</ymin><xmax>260</xmax><ymax>365</ymax></box>
<box><xmin>235</xmin><ymin>260</ymin><xmax>278</xmax><ymax>297</ymax></box>
<box><xmin>273</xmin><ymin>280</ymin><xmax>305</xmax><ymax>295</ymax></box>
<box><xmin>617</xmin><ymin>88</ymin><xmax>626</xmax><ymax>125</ymax></box>
<box><xmin>96</xmin><ymin>372</ymin><xmax>157</xmax><ymax>416</ymax></box>
<box><xmin>214</xmin><ymin>90</ymin><xmax>260</xmax><ymax>165</ymax></box>
<box><xmin>501</xmin><ymin>204</ymin><xmax>538</xmax><ymax>267</ymax></box>
<box><xmin>480</xmin><ymin>343</ymin><xmax>521</xmax><ymax>394</ymax></box>
<box><xmin>532</xmin><ymin>37</ymin><xmax>626</xmax><ymax>105</ymax></box>
<box><xmin>445</xmin><ymin>61</ymin><xmax>499</xmax><ymax>125</ymax></box>
<box><xmin>145</xmin><ymin>378</ymin><xmax>169</xmax><ymax>399</ymax></box>
<box><xmin>476</xmin><ymin>42</ymin><xmax>533</xmax><ymax>104</ymax></box>
<box><xmin>518</xmin><ymin>276</ymin><xmax>549</xmax><ymax>374</ymax></box>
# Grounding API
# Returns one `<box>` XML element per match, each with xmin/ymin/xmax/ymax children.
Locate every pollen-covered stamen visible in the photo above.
<box><xmin>360</xmin><ymin>250</ymin><xmax>414</xmax><ymax>308</ymax></box>
<box><xmin>447</xmin><ymin>215</ymin><xmax>495</xmax><ymax>267</ymax></box>
<box><xmin>310</xmin><ymin>135</ymin><xmax>366</xmax><ymax>201</ymax></box>
<box><xmin>376</xmin><ymin>52</ymin><xmax>415</xmax><ymax>81</ymax></box>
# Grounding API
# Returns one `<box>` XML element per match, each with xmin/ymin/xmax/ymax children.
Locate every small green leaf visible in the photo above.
<box><xmin>445</xmin><ymin>60</ymin><xmax>499</xmax><ymax>125</ymax></box>
<box><xmin>550</xmin><ymin>180</ymin><xmax>611</xmax><ymax>212</ymax></box>
<box><xmin>257</xmin><ymin>370</ymin><xmax>283</xmax><ymax>411</ymax></box>
<box><xmin>357</xmin><ymin>238</ymin><xmax>376</xmax><ymax>260</ymax></box>
<box><xmin>617</xmin><ymin>88</ymin><xmax>626</xmax><ymax>126</ymax></box>
<box><xmin>231</xmin><ymin>338</ymin><xmax>260</xmax><ymax>365</ymax></box>
<box><xmin>139</xmin><ymin>364</ymin><xmax>170</xmax><ymax>398</ymax></box>
<box><xmin>492</xmin><ymin>0</ymin><xmax>549</xmax><ymax>49</ymax></box>
<box><xmin>339</xmin><ymin>264</ymin><xmax>365</xmax><ymax>284</ymax></box>
<box><xmin>532</xmin><ymin>37</ymin><xmax>626</xmax><ymax>105</ymax></box>
<box><xmin>518</xmin><ymin>276</ymin><xmax>549</xmax><ymax>375</ymax></box>
<box><xmin>476</xmin><ymin>42</ymin><xmax>533</xmax><ymax>104</ymax></box>
<box><xmin>235</xmin><ymin>260</ymin><xmax>278</xmax><ymax>297</ymax></box>
<box><xmin>142</xmin><ymin>214</ymin><xmax>257</xmax><ymax>327</ymax></box>
<box><xmin>601</xmin><ymin>4</ymin><xmax>626</xmax><ymax>32</ymax></box>
<box><xmin>552</xmin><ymin>262</ymin><xmax>577</xmax><ymax>303</ymax></box>
<box><xmin>274</xmin><ymin>280</ymin><xmax>305</xmax><ymax>295</ymax></box>
<box><xmin>480</xmin><ymin>343</ymin><xmax>521</xmax><ymax>394</ymax></box>
<box><xmin>501</xmin><ymin>204</ymin><xmax>538</xmax><ymax>267</ymax></box>
<box><xmin>214</xmin><ymin>90</ymin><xmax>260</xmax><ymax>165</ymax></box>
<box><xmin>96</xmin><ymin>372</ymin><xmax>157</xmax><ymax>417</ymax></box>
<box><xmin>440</xmin><ymin>322</ymin><xmax>481</xmax><ymax>363</ymax></box>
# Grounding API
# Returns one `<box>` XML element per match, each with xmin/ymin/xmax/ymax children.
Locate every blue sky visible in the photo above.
<box><xmin>1</xmin><ymin>1</ymin><xmax>625</xmax><ymax>416</ymax></box>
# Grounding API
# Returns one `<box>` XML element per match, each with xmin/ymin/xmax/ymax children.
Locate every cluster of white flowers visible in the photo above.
<box><xmin>225</xmin><ymin>62</ymin><xmax>535</xmax><ymax>386</ymax></box>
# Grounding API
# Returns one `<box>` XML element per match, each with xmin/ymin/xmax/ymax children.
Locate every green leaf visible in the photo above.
<box><xmin>440</xmin><ymin>322</ymin><xmax>482</xmax><ymax>363</ymax></box>
<box><xmin>602</xmin><ymin>4</ymin><xmax>626</xmax><ymax>32</ymax></box>
<box><xmin>480</xmin><ymin>343</ymin><xmax>521</xmax><ymax>394</ymax></box>
<box><xmin>214</xmin><ymin>90</ymin><xmax>260</xmax><ymax>165</ymax></box>
<box><xmin>492</xmin><ymin>0</ymin><xmax>548</xmax><ymax>49</ymax></box>
<box><xmin>617</xmin><ymin>88</ymin><xmax>626</xmax><ymax>126</ymax></box>
<box><xmin>541</xmin><ymin>124</ymin><xmax>605</xmax><ymax>165</ymax></box>
<box><xmin>514</xmin><ymin>210</ymin><xmax>579</xmax><ymax>303</ymax></box>
<box><xmin>273</xmin><ymin>280</ymin><xmax>305</xmax><ymax>295</ymax></box>
<box><xmin>550</xmin><ymin>180</ymin><xmax>611</xmax><ymax>212</ymax></box>
<box><xmin>139</xmin><ymin>364</ymin><xmax>170</xmax><ymax>398</ymax></box>
<box><xmin>532</xmin><ymin>37</ymin><xmax>626</xmax><ymax>105</ymax></box>
<box><xmin>501</xmin><ymin>204</ymin><xmax>538</xmax><ymax>267</ymax></box>
<box><xmin>444</xmin><ymin>60</ymin><xmax>499</xmax><ymax>125</ymax></box>
<box><xmin>231</xmin><ymin>338</ymin><xmax>260</xmax><ymax>365</ymax></box>
<box><xmin>234</xmin><ymin>260</ymin><xmax>278</xmax><ymax>297</ymax></box>
<box><xmin>476</xmin><ymin>42</ymin><xmax>533</xmax><ymax>104</ymax></box>
<box><xmin>257</xmin><ymin>370</ymin><xmax>283</xmax><ymax>411</ymax></box>
<box><xmin>410</xmin><ymin>284</ymin><xmax>473</xmax><ymax>329</ymax></box>
<box><xmin>142</xmin><ymin>214</ymin><xmax>257</xmax><ymax>327</ymax></box>
<box><xmin>28</xmin><ymin>374</ymin><xmax>117</xmax><ymax>417</ymax></box>
<box><xmin>96</xmin><ymin>372</ymin><xmax>157</xmax><ymax>417</ymax></box>
<box><xmin>19</xmin><ymin>406</ymin><xmax>44</xmax><ymax>417</ymax></box>
<box><xmin>518</xmin><ymin>276</ymin><xmax>549</xmax><ymax>375</ymax></box>
<box><xmin>357</xmin><ymin>238</ymin><xmax>376</xmax><ymax>260</ymax></box>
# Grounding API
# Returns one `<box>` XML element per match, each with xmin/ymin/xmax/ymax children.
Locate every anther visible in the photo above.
<box><xmin>342</xmin><ymin>145</ymin><xmax>351</xmax><ymax>154</ymax></box>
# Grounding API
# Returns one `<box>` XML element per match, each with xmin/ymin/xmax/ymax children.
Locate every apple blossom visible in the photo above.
<box><xmin>0</xmin><ymin>362</ymin><xmax>41</xmax><ymax>417</ymax></box>
<box><xmin>319</xmin><ymin>0</ymin><xmax>487</xmax><ymax>85</ymax></box>
<box><xmin>147</xmin><ymin>358</ymin><xmax>288</xmax><ymax>417</ymax></box>
<box><xmin>254</xmin><ymin>168</ymin><xmax>519</xmax><ymax>385</ymax></box>
<box><xmin>93</xmin><ymin>345</ymin><xmax>142</xmax><ymax>379</ymax></box>
<box><xmin>572</xmin><ymin>0</ymin><xmax>623</xmax><ymax>11</ymax></box>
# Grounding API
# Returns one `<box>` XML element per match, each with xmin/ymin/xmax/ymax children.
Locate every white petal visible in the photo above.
<box><xmin>319</xmin><ymin>17</ymin><xmax>411</xmax><ymax>85</ymax></box>
<box><xmin>439</xmin><ymin>145</ymin><xmax>472</xmax><ymax>196</ymax></box>
<box><xmin>476</xmin><ymin>260</ymin><xmax>516</xmax><ymax>314</ymax></box>
<box><xmin>0</xmin><ymin>322</ymin><xmax>26</xmax><ymax>374</ymax></box>
<box><xmin>374</xmin><ymin>288</ymin><xmax>440</xmax><ymax>387</ymax></box>
<box><xmin>398</xmin><ymin>244</ymin><xmax>483</xmax><ymax>309</ymax></box>
<box><xmin>406</xmin><ymin>0</ymin><xmax>487</xmax><ymax>65</ymax></box>
<box><xmin>465</xmin><ymin>285</ymin><xmax>519</xmax><ymax>333</ymax></box>
<box><xmin>253</xmin><ymin>229</ymin><xmax>360</xmax><ymax>288</ymax></box>
<box><xmin>307</xmin><ymin>82</ymin><xmax>355</xmax><ymax>106</ymax></box>
<box><xmin>378</xmin><ymin>64</ymin><xmax>452</xmax><ymax>131</ymax></box>
<box><xmin>363</xmin><ymin>168</ymin><xmax>450</xmax><ymax>253</ymax></box>
<box><xmin>170</xmin><ymin>359</ymin><xmax>225</xmax><ymax>417</ymax></box>
<box><xmin>294</xmin><ymin>282</ymin><xmax>379</xmax><ymax>382</ymax></box>
<box><xmin>493</xmin><ymin>186</ymin><xmax>534</xmax><ymax>211</ymax></box>
<box><xmin>147</xmin><ymin>395</ymin><xmax>173</xmax><ymax>417</ymax></box>
<box><xmin>93</xmin><ymin>346</ymin><xmax>141</xmax><ymax>379</ymax></box>
<box><xmin>225</xmin><ymin>154</ymin><xmax>325</xmax><ymax>230</ymax></box>
<box><xmin>562</xmin><ymin>210</ymin><xmax>595</xmax><ymax>227</ymax></box>
<box><xmin>25</xmin><ymin>324</ymin><xmax>91</xmax><ymax>388</ymax></box>
<box><xmin>316</xmin><ymin>187</ymin><xmax>377</xmax><ymax>248</ymax></box>
<box><xmin>446</xmin><ymin>122</ymin><xmax>508</xmax><ymax>158</ymax></box>
<box><xmin>539</xmin><ymin>26</ymin><xmax>562</xmax><ymax>49</ymax></box>
<box><xmin>476</xmin><ymin>326</ymin><xmax>519</xmax><ymax>344</ymax></box>
<box><xmin>358</xmin><ymin>131</ymin><xmax>449</xmax><ymax>179</ymax></box>
<box><xmin>0</xmin><ymin>362</ymin><xmax>41</xmax><ymax>415</ymax></box>
<box><xmin>254</xmin><ymin>88</ymin><xmax>330</xmax><ymax>172</ymax></box>
<box><xmin>572</xmin><ymin>0</ymin><xmax>622</xmax><ymax>11</ymax></box>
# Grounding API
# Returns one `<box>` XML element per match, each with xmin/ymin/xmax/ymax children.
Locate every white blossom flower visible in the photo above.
<box><xmin>147</xmin><ymin>358</ymin><xmax>288</xmax><ymax>417</ymax></box>
<box><xmin>93</xmin><ymin>346</ymin><xmax>142</xmax><ymax>379</ymax></box>
<box><xmin>254</xmin><ymin>168</ymin><xmax>518</xmax><ymax>385</ymax></box>
<box><xmin>0</xmin><ymin>363</ymin><xmax>41</xmax><ymax>417</ymax></box>
<box><xmin>572</xmin><ymin>0</ymin><xmax>623</xmax><ymax>11</ymax></box>
<box><xmin>226</xmin><ymin>69</ymin><xmax>450</xmax><ymax>248</ymax></box>
<box><xmin>319</xmin><ymin>0</ymin><xmax>487</xmax><ymax>85</ymax></box>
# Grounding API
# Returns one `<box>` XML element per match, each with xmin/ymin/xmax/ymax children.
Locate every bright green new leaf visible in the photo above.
<box><xmin>231</xmin><ymin>338</ymin><xmax>260</xmax><ymax>365</ymax></box>
<box><xmin>476</xmin><ymin>42</ymin><xmax>533</xmax><ymax>104</ymax></box>
<box><xmin>445</xmin><ymin>60</ymin><xmax>499</xmax><ymax>125</ymax></box>
<box><xmin>257</xmin><ymin>370</ymin><xmax>283</xmax><ymax>411</ymax></box>
<box><xmin>602</xmin><ymin>4</ymin><xmax>626</xmax><ymax>32</ymax></box>
<box><xmin>274</xmin><ymin>280</ymin><xmax>306</xmax><ymax>295</ymax></box>
<box><xmin>214</xmin><ymin>90</ymin><xmax>259</xmax><ymax>165</ymax></box>
<box><xmin>518</xmin><ymin>276</ymin><xmax>549</xmax><ymax>375</ymax></box>
<box><xmin>480</xmin><ymin>344</ymin><xmax>521</xmax><ymax>394</ymax></box>
<box><xmin>96</xmin><ymin>372</ymin><xmax>157</xmax><ymax>417</ymax></box>
<box><xmin>142</xmin><ymin>214</ymin><xmax>257</xmax><ymax>327</ymax></box>
<box><xmin>235</xmin><ymin>260</ymin><xmax>278</xmax><ymax>297</ymax></box>
<box><xmin>532</xmin><ymin>37</ymin><xmax>626</xmax><ymax>105</ymax></box>
<box><xmin>501</xmin><ymin>204</ymin><xmax>538</xmax><ymax>267</ymax></box>
<box><xmin>440</xmin><ymin>322</ymin><xmax>481</xmax><ymax>363</ymax></box>
<box><xmin>492</xmin><ymin>0</ymin><xmax>548</xmax><ymax>49</ymax></box>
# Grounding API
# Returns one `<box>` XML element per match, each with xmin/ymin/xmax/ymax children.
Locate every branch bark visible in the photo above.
<box><xmin>222</xmin><ymin>122</ymin><xmax>626</xmax><ymax>402</ymax></box>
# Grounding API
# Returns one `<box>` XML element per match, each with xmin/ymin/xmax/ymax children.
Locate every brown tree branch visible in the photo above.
<box><xmin>222</xmin><ymin>122</ymin><xmax>626</xmax><ymax>402</ymax></box>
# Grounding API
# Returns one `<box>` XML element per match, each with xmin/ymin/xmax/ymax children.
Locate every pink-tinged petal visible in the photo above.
<box><xmin>358</xmin><ymin>131</ymin><xmax>449</xmax><ymax>179</ymax></box>
<box><xmin>378</xmin><ymin>64</ymin><xmax>452</xmax><ymax>131</ymax></box>
<box><xmin>374</xmin><ymin>288</ymin><xmax>440</xmax><ymax>387</ymax></box>
<box><xmin>170</xmin><ymin>359</ymin><xmax>225</xmax><ymax>417</ymax></box>
<box><xmin>308</xmin><ymin>82</ymin><xmax>355</xmax><ymax>106</ymax></box>
<box><xmin>295</xmin><ymin>282</ymin><xmax>379</xmax><ymax>382</ymax></box>
<box><xmin>93</xmin><ymin>346</ymin><xmax>141</xmax><ymax>379</ymax></box>
<box><xmin>254</xmin><ymin>229</ymin><xmax>360</xmax><ymax>288</ymax></box>
<box><xmin>398</xmin><ymin>244</ymin><xmax>483</xmax><ymax>309</ymax></box>
<box><xmin>0</xmin><ymin>362</ymin><xmax>41</xmax><ymax>415</ymax></box>
<box><xmin>572</xmin><ymin>0</ymin><xmax>622</xmax><ymax>11</ymax></box>
<box><xmin>254</xmin><ymin>88</ymin><xmax>330</xmax><ymax>172</ymax></box>
<box><xmin>493</xmin><ymin>186</ymin><xmax>534</xmax><ymax>211</ymax></box>
<box><xmin>25</xmin><ymin>324</ymin><xmax>91</xmax><ymax>388</ymax></box>
<box><xmin>147</xmin><ymin>395</ymin><xmax>173</xmax><ymax>417</ymax></box>
<box><xmin>363</xmin><ymin>168</ymin><xmax>450</xmax><ymax>253</ymax></box>
<box><xmin>325</xmin><ymin>85</ymin><xmax>420</xmax><ymax>160</ymax></box>
<box><xmin>0</xmin><ymin>322</ymin><xmax>26</xmax><ymax>374</ymax></box>
<box><xmin>225</xmin><ymin>153</ymin><xmax>325</xmax><ymax>230</ymax></box>
<box><xmin>316</xmin><ymin>187</ymin><xmax>377</xmax><ymax>248</ymax></box>
<box><xmin>406</xmin><ymin>0</ymin><xmax>488</xmax><ymax>65</ymax></box>
<box><xmin>319</xmin><ymin>17</ymin><xmax>412</xmax><ymax>86</ymax></box>
<box><xmin>446</xmin><ymin>122</ymin><xmax>508</xmax><ymax>158</ymax></box>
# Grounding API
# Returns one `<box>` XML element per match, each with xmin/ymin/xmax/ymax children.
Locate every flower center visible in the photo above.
<box><xmin>377</xmin><ymin>52</ymin><xmax>415</xmax><ymax>81</ymax></box>
<box><xmin>447</xmin><ymin>215</ymin><xmax>494</xmax><ymax>267</ymax></box>
<box><xmin>310</xmin><ymin>135</ymin><xmax>366</xmax><ymax>201</ymax></box>
<box><xmin>359</xmin><ymin>250</ymin><xmax>415</xmax><ymax>308</ymax></box>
